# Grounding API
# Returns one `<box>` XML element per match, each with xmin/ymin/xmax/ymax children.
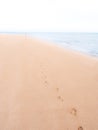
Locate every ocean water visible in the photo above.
<box><xmin>28</xmin><ymin>32</ymin><xmax>98</xmax><ymax>57</ymax></box>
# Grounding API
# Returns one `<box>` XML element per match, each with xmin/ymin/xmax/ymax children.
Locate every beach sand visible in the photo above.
<box><xmin>0</xmin><ymin>35</ymin><xmax>98</xmax><ymax>130</ymax></box>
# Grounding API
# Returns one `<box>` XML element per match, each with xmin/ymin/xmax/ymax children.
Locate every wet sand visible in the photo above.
<box><xmin>0</xmin><ymin>35</ymin><xmax>98</xmax><ymax>130</ymax></box>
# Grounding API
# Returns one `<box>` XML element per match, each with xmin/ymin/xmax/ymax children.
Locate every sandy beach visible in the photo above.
<box><xmin>0</xmin><ymin>35</ymin><xmax>98</xmax><ymax>130</ymax></box>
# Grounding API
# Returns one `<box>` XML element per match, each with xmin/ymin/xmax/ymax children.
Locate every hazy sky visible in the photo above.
<box><xmin>0</xmin><ymin>0</ymin><xmax>98</xmax><ymax>32</ymax></box>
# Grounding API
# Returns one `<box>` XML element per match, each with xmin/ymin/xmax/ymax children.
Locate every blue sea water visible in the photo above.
<box><xmin>28</xmin><ymin>32</ymin><xmax>98</xmax><ymax>57</ymax></box>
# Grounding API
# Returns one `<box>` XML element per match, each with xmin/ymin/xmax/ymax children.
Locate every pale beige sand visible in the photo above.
<box><xmin>0</xmin><ymin>35</ymin><xmax>98</xmax><ymax>130</ymax></box>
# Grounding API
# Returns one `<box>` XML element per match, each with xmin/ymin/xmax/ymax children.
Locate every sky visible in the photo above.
<box><xmin>0</xmin><ymin>0</ymin><xmax>98</xmax><ymax>32</ymax></box>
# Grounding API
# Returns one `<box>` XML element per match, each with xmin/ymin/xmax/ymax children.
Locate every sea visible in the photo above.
<box><xmin>28</xmin><ymin>32</ymin><xmax>98</xmax><ymax>57</ymax></box>
<box><xmin>1</xmin><ymin>32</ymin><xmax>98</xmax><ymax>57</ymax></box>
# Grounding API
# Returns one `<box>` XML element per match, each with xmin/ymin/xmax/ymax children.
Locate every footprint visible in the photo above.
<box><xmin>56</xmin><ymin>87</ymin><xmax>59</xmax><ymax>91</ymax></box>
<box><xmin>70</xmin><ymin>108</ymin><xmax>77</xmax><ymax>116</ymax></box>
<box><xmin>44</xmin><ymin>80</ymin><xmax>48</xmax><ymax>85</ymax></box>
<box><xmin>40</xmin><ymin>64</ymin><xmax>49</xmax><ymax>87</ymax></box>
<box><xmin>78</xmin><ymin>126</ymin><xmax>83</xmax><ymax>130</ymax></box>
<box><xmin>57</xmin><ymin>96</ymin><xmax>64</xmax><ymax>102</ymax></box>
<box><xmin>44</xmin><ymin>74</ymin><xmax>48</xmax><ymax>86</ymax></box>
<box><xmin>57</xmin><ymin>96</ymin><xmax>61</xmax><ymax>99</ymax></box>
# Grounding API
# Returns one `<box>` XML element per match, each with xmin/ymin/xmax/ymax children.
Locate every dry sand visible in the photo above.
<box><xmin>0</xmin><ymin>35</ymin><xmax>98</xmax><ymax>130</ymax></box>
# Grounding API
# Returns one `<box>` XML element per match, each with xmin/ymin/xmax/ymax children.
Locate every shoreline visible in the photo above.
<box><xmin>1</xmin><ymin>33</ymin><xmax>98</xmax><ymax>58</ymax></box>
